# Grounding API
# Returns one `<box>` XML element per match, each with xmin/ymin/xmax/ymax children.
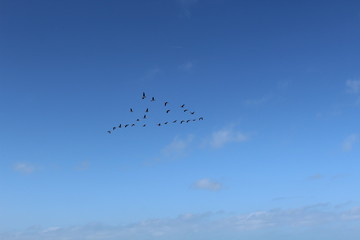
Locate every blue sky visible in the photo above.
<box><xmin>1</xmin><ymin>0</ymin><xmax>360</xmax><ymax>239</ymax></box>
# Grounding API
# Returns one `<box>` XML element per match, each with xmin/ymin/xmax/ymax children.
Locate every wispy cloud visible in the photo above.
<box><xmin>243</xmin><ymin>95</ymin><xmax>271</xmax><ymax>106</ymax></box>
<box><xmin>193</xmin><ymin>178</ymin><xmax>222</xmax><ymax>191</ymax></box>
<box><xmin>178</xmin><ymin>61</ymin><xmax>196</xmax><ymax>71</ymax></box>
<box><xmin>342</xmin><ymin>134</ymin><xmax>358</xmax><ymax>151</ymax></box>
<box><xmin>308</xmin><ymin>174</ymin><xmax>324</xmax><ymax>180</ymax></box>
<box><xmin>161</xmin><ymin>135</ymin><xmax>194</xmax><ymax>158</ymax></box>
<box><xmin>346</xmin><ymin>80</ymin><xmax>360</xmax><ymax>94</ymax></box>
<box><xmin>2</xmin><ymin>204</ymin><xmax>360</xmax><ymax>240</ymax></box>
<box><xmin>209</xmin><ymin>127</ymin><xmax>248</xmax><ymax>149</ymax></box>
<box><xmin>13</xmin><ymin>162</ymin><xmax>35</xmax><ymax>174</ymax></box>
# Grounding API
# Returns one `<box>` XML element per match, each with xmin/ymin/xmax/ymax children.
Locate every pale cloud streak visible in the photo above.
<box><xmin>342</xmin><ymin>134</ymin><xmax>358</xmax><ymax>151</ymax></box>
<box><xmin>193</xmin><ymin>178</ymin><xmax>222</xmax><ymax>191</ymax></box>
<box><xmin>13</xmin><ymin>162</ymin><xmax>35</xmax><ymax>174</ymax></box>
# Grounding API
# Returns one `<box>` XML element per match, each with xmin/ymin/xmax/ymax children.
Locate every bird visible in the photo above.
<box><xmin>142</xmin><ymin>92</ymin><xmax>146</xmax><ymax>99</ymax></box>
<box><xmin>199</xmin><ymin>117</ymin><xmax>204</xmax><ymax>120</ymax></box>
<box><xmin>184</xmin><ymin>109</ymin><xmax>188</xmax><ymax>112</ymax></box>
<box><xmin>151</xmin><ymin>97</ymin><xmax>155</xmax><ymax>101</ymax></box>
<box><xmin>143</xmin><ymin>114</ymin><xmax>147</xmax><ymax>119</ymax></box>
<box><xmin>145</xmin><ymin>108</ymin><xmax>149</xmax><ymax>112</ymax></box>
<box><xmin>124</xmin><ymin>124</ymin><xmax>129</xmax><ymax>128</ymax></box>
<box><xmin>180</xmin><ymin>120</ymin><xmax>185</xmax><ymax>124</ymax></box>
<box><xmin>190</xmin><ymin>112</ymin><xmax>195</xmax><ymax>115</ymax></box>
<box><xmin>166</xmin><ymin>110</ymin><xmax>170</xmax><ymax>113</ymax></box>
<box><xmin>164</xmin><ymin>122</ymin><xmax>168</xmax><ymax>125</ymax></box>
<box><xmin>173</xmin><ymin>120</ymin><xmax>177</xmax><ymax>123</ymax></box>
<box><xmin>118</xmin><ymin>124</ymin><xmax>122</xmax><ymax>128</ymax></box>
<box><xmin>130</xmin><ymin>108</ymin><xmax>133</xmax><ymax>112</ymax></box>
<box><xmin>107</xmin><ymin>131</ymin><xmax>111</xmax><ymax>134</ymax></box>
<box><xmin>113</xmin><ymin>127</ymin><xmax>116</xmax><ymax>130</ymax></box>
<box><xmin>136</xmin><ymin>119</ymin><xmax>140</xmax><ymax>121</ymax></box>
<box><xmin>186</xmin><ymin>120</ymin><xmax>190</xmax><ymax>123</ymax></box>
<box><xmin>181</xmin><ymin>104</ymin><xmax>185</xmax><ymax>108</ymax></box>
<box><xmin>157</xmin><ymin>123</ymin><xmax>161</xmax><ymax>126</ymax></box>
<box><xmin>131</xmin><ymin>124</ymin><xmax>135</xmax><ymax>127</ymax></box>
<box><xmin>193</xmin><ymin>119</ymin><xmax>196</xmax><ymax>121</ymax></box>
<box><xmin>164</xmin><ymin>102</ymin><xmax>168</xmax><ymax>106</ymax></box>
<box><xmin>143</xmin><ymin>124</ymin><xmax>146</xmax><ymax>127</ymax></box>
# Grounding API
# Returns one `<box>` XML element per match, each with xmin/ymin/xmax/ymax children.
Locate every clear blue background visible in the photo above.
<box><xmin>1</xmin><ymin>0</ymin><xmax>360</xmax><ymax>239</ymax></box>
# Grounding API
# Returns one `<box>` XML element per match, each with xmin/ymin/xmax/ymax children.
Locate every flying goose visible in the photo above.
<box><xmin>166</xmin><ymin>110</ymin><xmax>170</xmax><ymax>113</ymax></box>
<box><xmin>142</xmin><ymin>92</ymin><xmax>146</xmax><ymax>99</ymax></box>
<box><xmin>164</xmin><ymin>102</ymin><xmax>168</xmax><ymax>106</ymax></box>
<box><xmin>107</xmin><ymin>131</ymin><xmax>111</xmax><ymax>134</ymax></box>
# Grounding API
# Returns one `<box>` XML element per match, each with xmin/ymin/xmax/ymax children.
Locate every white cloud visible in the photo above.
<box><xmin>342</xmin><ymin>134</ymin><xmax>358</xmax><ymax>151</ymax></box>
<box><xmin>193</xmin><ymin>178</ymin><xmax>222</xmax><ymax>191</ymax></box>
<box><xmin>13</xmin><ymin>163</ymin><xmax>35</xmax><ymax>174</ymax></box>
<box><xmin>2</xmin><ymin>204</ymin><xmax>360</xmax><ymax>240</ymax></box>
<box><xmin>161</xmin><ymin>135</ymin><xmax>194</xmax><ymax>158</ymax></box>
<box><xmin>210</xmin><ymin>128</ymin><xmax>248</xmax><ymax>148</ymax></box>
<box><xmin>346</xmin><ymin>80</ymin><xmax>360</xmax><ymax>94</ymax></box>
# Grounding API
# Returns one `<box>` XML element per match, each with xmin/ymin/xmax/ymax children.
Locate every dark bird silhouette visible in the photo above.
<box><xmin>136</xmin><ymin>119</ymin><xmax>140</xmax><ymax>121</ymax></box>
<box><xmin>157</xmin><ymin>123</ymin><xmax>161</xmax><ymax>126</ymax></box>
<box><xmin>199</xmin><ymin>117</ymin><xmax>204</xmax><ymax>120</ymax></box>
<box><xmin>164</xmin><ymin>122</ymin><xmax>168</xmax><ymax>125</ymax></box>
<box><xmin>146</xmin><ymin>108</ymin><xmax>149</xmax><ymax>112</ymax></box>
<box><xmin>107</xmin><ymin>131</ymin><xmax>111</xmax><ymax>134</ymax></box>
<box><xmin>193</xmin><ymin>119</ymin><xmax>196</xmax><ymax>121</ymax></box>
<box><xmin>118</xmin><ymin>124</ymin><xmax>122</xmax><ymax>128</ymax></box>
<box><xmin>173</xmin><ymin>120</ymin><xmax>177</xmax><ymax>123</ymax></box>
<box><xmin>143</xmin><ymin>114</ymin><xmax>147</xmax><ymax>119</ymax></box>
<box><xmin>164</xmin><ymin>102</ymin><xmax>168</xmax><ymax>106</ymax></box>
<box><xmin>181</xmin><ymin>104</ymin><xmax>185</xmax><ymax>108</ymax></box>
<box><xmin>166</xmin><ymin>110</ymin><xmax>170</xmax><ymax>113</ymax></box>
<box><xmin>151</xmin><ymin>97</ymin><xmax>155</xmax><ymax>101</ymax></box>
<box><xmin>130</xmin><ymin>108</ymin><xmax>133</xmax><ymax>112</ymax></box>
<box><xmin>142</xmin><ymin>92</ymin><xmax>146</xmax><ymax>99</ymax></box>
<box><xmin>184</xmin><ymin>109</ymin><xmax>188</xmax><ymax>112</ymax></box>
<box><xmin>113</xmin><ymin>127</ymin><xmax>116</xmax><ymax>130</ymax></box>
<box><xmin>190</xmin><ymin>112</ymin><xmax>195</xmax><ymax>115</ymax></box>
<box><xmin>186</xmin><ymin>120</ymin><xmax>191</xmax><ymax>123</ymax></box>
<box><xmin>125</xmin><ymin>124</ymin><xmax>129</xmax><ymax>128</ymax></box>
<box><xmin>131</xmin><ymin>124</ymin><xmax>135</xmax><ymax>127</ymax></box>
<box><xmin>180</xmin><ymin>120</ymin><xmax>185</xmax><ymax>124</ymax></box>
<box><xmin>143</xmin><ymin>124</ymin><xmax>146</xmax><ymax>127</ymax></box>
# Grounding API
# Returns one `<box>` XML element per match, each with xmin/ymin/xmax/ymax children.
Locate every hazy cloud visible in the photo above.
<box><xmin>193</xmin><ymin>178</ymin><xmax>222</xmax><ymax>191</ymax></box>
<box><xmin>162</xmin><ymin>135</ymin><xmax>194</xmax><ymax>158</ymax></box>
<box><xmin>342</xmin><ymin>134</ymin><xmax>358</xmax><ymax>151</ymax></box>
<box><xmin>13</xmin><ymin>163</ymin><xmax>35</xmax><ymax>174</ymax></box>
<box><xmin>346</xmin><ymin>80</ymin><xmax>360</xmax><ymax>94</ymax></box>
<box><xmin>210</xmin><ymin>128</ymin><xmax>248</xmax><ymax>149</ymax></box>
<box><xmin>2</xmin><ymin>204</ymin><xmax>360</xmax><ymax>240</ymax></box>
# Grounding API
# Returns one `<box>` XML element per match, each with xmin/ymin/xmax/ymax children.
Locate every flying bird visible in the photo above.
<box><xmin>190</xmin><ymin>112</ymin><xmax>195</xmax><ymax>115</ymax></box>
<box><xmin>146</xmin><ymin>108</ymin><xmax>149</xmax><ymax>112</ymax></box>
<box><xmin>107</xmin><ymin>131</ymin><xmax>111</xmax><ymax>134</ymax></box>
<box><xmin>113</xmin><ymin>127</ymin><xmax>116</xmax><ymax>130</ymax></box>
<box><xmin>143</xmin><ymin>115</ymin><xmax>147</xmax><ymax>119</ymax></box>
<box><xmin>166</xmin><ymin>110</ymin><xmax>170</xmax><ymax>113</ymax></box>
<box><xmin>184</xmin><ymin>109</ymin><xmax>188</xmax><ymax>112</ymax></box>
<box><xmin>143</xmin><ymin>124</ymin><xmax>146</xmax><ymax>127</ymax></box>
<box><xmin>180</xmin><ymin>120</ymin><xmax>185</xmax><ymax>124</ymax></box>
<box><xmin>181</xmin><ymin>104</ymin><xmax>185</xmax><ymax>108</ymax></box>
<box><xmin>136</xmin><ymin>119</ymin><xmax>140</xmax><ymax>121</ymax></box>
<box><xmin>130</xmin><ymin>108</ymin><xmax>133</xmax><ymax>112</ymax></box>
<box><xmin>124</xmin><ymin>124</ymin><xmax>129</xmax><ymax>128</ymax></box>
<box><xmin>164</xmin><ymin>122</ymin><xmax>168</xmax><ymax>125</ymax></box>
<box><xmin>118</xmin><ymin>124</ymin><xmax>122</xmax><ymax>128</ymax></box>
<box><xmin>142</xmin><ymin>92</ymin><xmax>146</xmax><ymax>99</ymax></box>
<box><xmin>164</xmin><ymin>102</ymin><xmax>168</xmax><ymax>106</ymax></box>
<box><xmin>199</xmin><ymin>117</ymin><xmax>204</xmax><ymax>120</ymax></box>
<box><xmin>173</xmin><ymin>120</ymin><xmax>177</xmax><ymax>123</ymax></box>
<box><xmin>157</xmin><ymin>123</ymin><xmax>161</xmax><ymax>126</ymax></box>
<box><xmin>193</xmin><ymin>119</ymin><xmax>196</xmax><ymax>121</ymax></box>
<box><xmin>151</xmin><ymin>97</ymin><xmax>155</xmax><ymax>101</ymax></box>
<box><xmin>186</xmin><ymin>120</ymin><xmax>190</xmax><ymax>123</ymax></box>
<box><xmin>131</xmin><ymin>124</ymin><xmax>135</xmax><ymax>127</ymax></box>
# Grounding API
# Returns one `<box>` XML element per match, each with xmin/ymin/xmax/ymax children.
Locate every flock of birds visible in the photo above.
<box><xmin>107</xmin><ymin>92</ymin><xmax>204</xmax><ymax>134</ymax></box>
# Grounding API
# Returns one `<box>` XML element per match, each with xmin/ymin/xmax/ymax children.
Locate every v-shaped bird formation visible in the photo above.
<box><xmin>107</xmin><ymin>92</ymin><xmax>204</xmax><ymax>134</ymax></box>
